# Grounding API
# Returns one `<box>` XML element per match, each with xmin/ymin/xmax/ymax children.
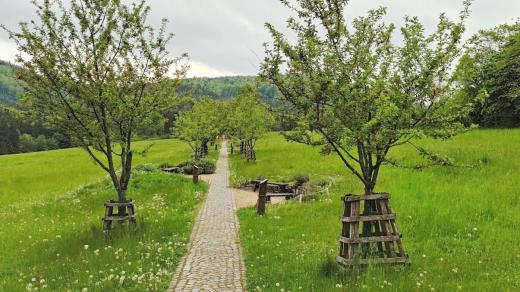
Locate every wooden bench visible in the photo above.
<box><xmin>266</xmin><ymin>192</ymin><xmax>295</xmax><ymax>202</ymax></box>
<box><xmin>256</xmin><ymin>180</ymin><xmax>296</xmax><ymax>215</ymax></box>
<box><xmin>161</xmin><ymin>167</ymin><xmax>180</xmax><ymax>173</ymax></box>
<box><xmin>250</xmin><ymin>180</ymin><xmax>293</xmax><ymax>193</ymax></box>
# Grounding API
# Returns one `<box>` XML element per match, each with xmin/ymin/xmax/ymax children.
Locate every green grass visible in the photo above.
<box><xmin>0</xmin><ymin>138</ymin><xmax>215</xmax><ymax>207</ymax></box>
<box><xmin>230</xmin><ymin>130</ymin><xmax>520</xmax><ymax>291</ymax></box>
<box><xmin>0</xmin><ymin>138</ymin><xmax>219</xmax><ymax>291</ymax></box>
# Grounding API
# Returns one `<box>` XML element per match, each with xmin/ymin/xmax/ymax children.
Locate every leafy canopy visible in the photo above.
<box><xmin>3</xmin><ymin>0</ymin><xmax>186</xmax><ymax>200</ymax></box>
<box><xmin>261</xmin><ymin>0</ymin><xmax>472</xmax><ymax>194</ymax></box>
<box><xmin>454</xmin><ymin>22</ymin><xmax>520</xmax><ymax>126</ymax></box>
<box><xmin>175</xmin><ymin>98</ymin><xmax>222</xmax><ymax>159</ymax></box>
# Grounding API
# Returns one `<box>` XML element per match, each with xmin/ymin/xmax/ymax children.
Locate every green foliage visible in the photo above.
<box><xmin>232</xmin><ymin>130</ymin><xmax>520</xmax><ymax>291</ymax></box>
<box><xmin>261</xmin><ymin>0</ymin><xmax>472</xmax><ymax>194</ymax></box>
<box><xmin>177</xmin><ymin>76</ymin><xmax>282</xmax><ymax>105</ymax></box>
<box><xmin>0</xmin><ymin>60</ymin><xmax>22</xmax><ymax>105</ymax></box>
<box><xmin>454</xmin><ymin>22</ymin><xmax>520</xmax><ymax>126</ymax></box>
<box><xmin>3</xmin><ymin>0</ymin><xmax>186</xmax><ymax>201</ymax></box>
<box><xmin>226</xmin><ymin>86</ymin><xmax>273</xmax><ymax>161</ymax></box>
<box><xmin>176</xmin><ymin>159</ymin><xmax>216</xmax><ymax>175</ymax></box>
<box><xmin>175</xmin><ymin>98</ymin><xmax>223</xmax><ymax>159</ymax></box>
<box><xmin>291</xmin><ymin>173</ymin><xmax>310</xmax><ymax>187</ymax></box>
<box><xmin>136</xmin><ymin>111</ymin><xmax>167</xmax><ymax>138</ymax></box>
<box><xmin>133</xmin><ymin>163</ymin><xmax>158</xmax><ymax>173</ymax></box>
<box><xmin>0</xmin><ymin>107</ymin><xmax>19</xmax><ymax>154</ymax></box>
<box><xmin>18</xmin><ymin>133</ymin><xmax>59</xmax><ymax>153</ymax></box>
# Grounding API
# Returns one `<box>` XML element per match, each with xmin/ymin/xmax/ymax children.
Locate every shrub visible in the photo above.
<box><xmin>291</xmin><ymin>173</ymin><xmax>310</xmax><ymax>187</ymax></box>
<box><xmin>159</xmin><ymin>162</ymin><xmax>175</xmax><ymax>169</ymax></box>
<box><xmin>133</xmin><ymin>164</ymin><xmax>157</xmax><ymax>173</ymax></box>
<box><xmin>176</xmin><ymin>160</ymin><xmax>216</xmax><ymax>175</ymax></box>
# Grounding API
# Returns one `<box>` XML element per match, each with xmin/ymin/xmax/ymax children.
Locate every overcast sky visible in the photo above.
<box><xmin>1</xmin><ymin>0</ymin><xmax>519</xmax><ymax>77</ymax></box>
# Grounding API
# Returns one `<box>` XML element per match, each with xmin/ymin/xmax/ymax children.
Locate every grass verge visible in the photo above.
<box><xmin>231</xmin><ymin>130</ymin><xmax>520</xmax><ymax>291</ymax></box>
<box><xmin>0</xmin><ymin>171</ymin><xmax>207</xmax><ymax>291</ymax></box>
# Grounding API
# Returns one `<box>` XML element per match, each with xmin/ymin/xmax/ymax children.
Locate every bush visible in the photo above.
<box><xmin>159</xmin><ymin>162</ymin><xmax>175</xmax><ymax>169</ymax></box>
<box><xmin>133</xmin><ymin>164</ymin><xmax>157</xmax><ymax>173</ymax></box>
<box><xmin>176</xmin><ymin>160</ymin><xmax>216</xmax><ymax>175</ymax></box>
<box><xmin>291</xmin><ymin>173</ymin><xmax>310</xmax><ymax>187</ymax></box>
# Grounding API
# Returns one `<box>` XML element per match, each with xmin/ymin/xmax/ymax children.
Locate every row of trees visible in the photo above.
<box><xmin>454</xmin><ymin>23</ymin><xmax>520</xmax><ymax>127</ymax></box>
<box><xmin>175</xmin><ymin>86</ymin><xmax>272</xmax><ymax>162</ymax></box>
<box><xmin>0</xmin><ymin>107</ymin><xmax>70</xmax><ymax>154</ymax></box>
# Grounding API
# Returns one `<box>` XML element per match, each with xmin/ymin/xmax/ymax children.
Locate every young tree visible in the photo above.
<box><xmin>226</xmin><ymin>86</ymin><xmax>272</xmax><ymax>162</ymax></box>
<box><xmin>175</xmin><ymin>98</ymin><xmax>221</xmax><ymax>160</ymax></box>
<box><xmin>261</xmin><ymin>0</ymin><xmax>471</xmax><ymax>196</ymax></box>
<box><xmin>3</xmin><ymin>0</ymin><xmax>187</xmax><ymax>205</ymax></box>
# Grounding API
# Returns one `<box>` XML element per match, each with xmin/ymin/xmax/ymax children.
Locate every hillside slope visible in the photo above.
<box><xmin>0</xmin><ymin>60</ymin><xmax>22</xmax><ymax>105</ymax></box>
<box><xmin>0</xmin><ymin>59</ymin><xmax>281</xmax><ymax>105</ymax></box>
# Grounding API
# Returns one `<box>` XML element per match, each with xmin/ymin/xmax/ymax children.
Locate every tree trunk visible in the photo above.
<box><xmin>117</xmin><ymin>151</ymin><xmax>133</xmax><ymax>215</ymax></box>
<box><xmin>361</xmin><ymin>182</ymin><xmax>376</xmax><ymax>256</ymax></box>
<box><xmin>203</xmin><ymin>142</ymin><xmax>208</xmax><ymax>156</ymax></box>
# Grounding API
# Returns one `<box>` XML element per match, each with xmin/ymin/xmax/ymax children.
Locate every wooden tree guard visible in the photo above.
<box><xmin>337</xmin><ymin>193</ymin><xmax>408</xmax><ymax>266</ymax></box>
<box><xmin>103</xmin><ymin>199</ymin><xmax>136</xmax><ymax>230</ymax></box>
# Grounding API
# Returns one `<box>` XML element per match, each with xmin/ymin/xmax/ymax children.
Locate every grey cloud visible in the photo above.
<box><xmin>1</xmin><ymin>0</ymin><xmax>519</xmax><ymax>76</ymax></box>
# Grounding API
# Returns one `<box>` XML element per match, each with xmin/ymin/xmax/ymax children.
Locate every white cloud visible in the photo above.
<box><xmin>0</xmin><ymin>39</ymin><xmax>18</xmax><ymax>63</ymax></box>
<box><xmin>186</xmin><ymin>60</ymin><xmax>236</xmax><ymax>78</ymax></box>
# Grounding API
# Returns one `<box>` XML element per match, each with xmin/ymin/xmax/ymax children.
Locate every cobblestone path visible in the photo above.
<box><xmin>168</xmin><ymin>141</ymin><xmax>246</xmax><ymax>291</ymax></box>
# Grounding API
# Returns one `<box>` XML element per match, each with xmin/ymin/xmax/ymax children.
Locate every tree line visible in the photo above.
<box><xmin>175</xmin><ymin>86</ymin><xmax>272</xmax><ymax>162</ymax></box>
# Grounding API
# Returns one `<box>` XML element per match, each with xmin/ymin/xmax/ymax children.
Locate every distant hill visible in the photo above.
<box><xmin>0</xmin><ymin>60</ymin><xmax>282</xmax><ymax>105</ymax></box>
<box><xmin>177</xmin><ymin>76</ymin><xmax>282</xmax><ymax>105</ymax></box>
<box><xmin>0</xmin><ymin>60</ymin><xmax>22</xmax><ymax>105</ymax></box>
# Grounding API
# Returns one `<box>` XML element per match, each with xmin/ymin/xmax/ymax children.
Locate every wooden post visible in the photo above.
<box><xmin>193</xmin><ymin>165</ymin><xmax>200</xmax><ymax>184</ymax></box>
<box><xmin>257</xmin><ymin>179</ymin><xmax>268</xmax><ymax>215</ymax></box>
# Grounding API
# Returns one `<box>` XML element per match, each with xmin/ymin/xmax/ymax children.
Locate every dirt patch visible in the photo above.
<box><xmin>183</xmin><ymin>174</ymin><xmax>212</xmax><ymax>184</ymax></box>
<box><xmin>232</xmin><ymin>188</ymin><xmax>288</xmax><ymax>209</ymax></box>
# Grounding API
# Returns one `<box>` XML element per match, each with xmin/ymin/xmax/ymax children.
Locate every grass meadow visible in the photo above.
<box><xmin>230</xmin><ymin>130</ymin><xmax>520</xmax><ymax>291</ymax></box>
<box><xmin>0</xmin><ymin>139</ymin><xmax>217</xmax><ymax>291</ymax></box>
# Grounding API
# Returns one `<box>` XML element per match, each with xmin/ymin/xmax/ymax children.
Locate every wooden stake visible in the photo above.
<box><xmin>257</xmin><ymin>179</ymin><xmax>268</xmax><ymax>215</ymax></box>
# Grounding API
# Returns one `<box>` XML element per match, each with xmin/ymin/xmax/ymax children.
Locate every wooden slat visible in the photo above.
<box><xmin>343</xmin><ymin>193</ymin><xmax>389</xmax><ymax>202</ymax></box>
<box><xmin>103</xmin><ymin>214</ymin><xmax>136</xmax><ymax>221</ymax></box>
<box><xmin>339</xmin><ymin>235</ymin><xmax>401</xmax><ymax>244</ymax></box>
<box><xmin>104</xmin><ymin>201</ymin><xmax>134</xmax><ymax>207</ymax></box>
<box><xmin>337</xmin><ymin>256</ymin><xmax>407</xmax><ymax>266</ymax></box>
<box><xmin>377</xmin><ymin>199</ymin><xmax>397</xmax><ymax>258</ymax></box>
<box><xmin>341</xmin><ymin>214</ymin><xmax>395</xmax><ymax>223</ymax></box>
<box><xmin>266</xmin><ymin>193</ymin><xmax>295</xmax><ymax>197</ymax></box>
<box><xmin>161</xmin><ymin>167</ymin><xmax>180</xmax><ymax>173</ymax></box>
<box><xmin>348</xmin><ymin>201</ymin><xmax>360</xmax><ymax>259</ymax></box>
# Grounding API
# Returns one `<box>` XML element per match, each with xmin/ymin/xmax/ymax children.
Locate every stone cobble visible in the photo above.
<box><xmin>169</xmin><ymin>141</ymin><xmax>246</xmax><ymax>291</ymax></box>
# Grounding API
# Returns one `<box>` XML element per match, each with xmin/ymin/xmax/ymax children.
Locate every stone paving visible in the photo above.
<box><xmin>168</xmin><ymin>141</ymin><xmax>246</xmax><ymax>291</ymax></box>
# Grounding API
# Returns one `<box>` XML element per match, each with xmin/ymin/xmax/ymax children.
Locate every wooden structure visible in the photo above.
<box><xmin>337</xmin><ymin>193</ymin><xmax>408</xmax><ymax>266</ymax></box>
<box><xmin>251</xmin><ymin>180</ymin><xmax>293</xmax><ymax>194</ymax></box>
<box><xmin>193</xmin><ymin>165</ymin><xmax>200</xmax><ymax>183</ymax></box>
<box><xmin>161</xmin><ymin>167</ymin><xmax>180</xmax><ymax>173</ymax></box>
<box><xmin>102</xmin><ymin>199</ymin><xmax>136</xmax><ymax>230</ymax></box>
<box><xmin>256</xmin><ymin>179</ymin><xmax>268</xmax><ymax>215</ymax></box>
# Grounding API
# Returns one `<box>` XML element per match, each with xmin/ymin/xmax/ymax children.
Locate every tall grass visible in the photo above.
<box><xmin>231</xmin><ymin>130</ymin><xmax>520</xmax><ymax>291</ymax></box>
<box><xmin>0</xmin><ymin>138</ymin><xmax>218</xmax><ymax>291</ymax></box>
